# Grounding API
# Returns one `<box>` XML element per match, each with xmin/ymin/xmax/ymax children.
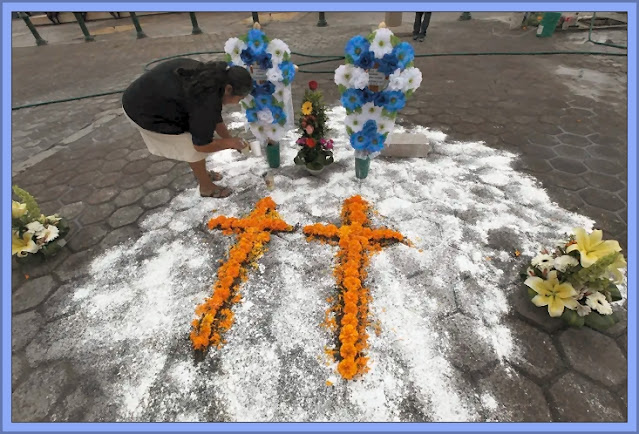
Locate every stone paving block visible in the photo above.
<box><xmin>602</xmin><ymin>305</ymin><xmax>627</xmax><ymax>338</ymax></box>
<box><xmin>521</xmin><ymin>143</ymin><xmax>557</xmax><ymax>160</ymax></box>
<box><xmin>556</xmin><ymin>133</ymin><xmax>589</xmax><ymax>147</ymax></box>
<box><xmin>79</xmin><ymin>203</ymin><xmax>116</xmax><ymax>225</ymax></box>
<box><xmin>578</xmin><ymin>188</ymin><xmax>625</xmax><ymax>212</ymax></box>
<box><xmin>101</xmin><ymin>159</ymin><xmax>129</xmax><ymax>173</ymax></box>
<box><xmin>141</xmin><ymin>188</ymin><xmax>172</xmax><ymax>209</ymax></box>
<box><xmin>107</xmin><ymin>205</ymin><xmax>144</xmax><ymax>228</ymax></box>
<box><xmin>478</xmin><ymin>368</ymin><xmax>552</xmax><ymax>422</ymax></box>
<box><xmin>544</xmin><ymin>186</ymin><xmax>586</xmax><ymax>212</ymax></box>
<box><xmin>12</xmin><ymin>310</ymin><xmax>42</xmax><ymax>352</ymax></box>
<box><xmin>114</xmin><ymin>187</ymin><xmax>145</xmax><ymax>208</ymax></box>
<box><xmin>510</xmin><ymin>290</ymin><xmax>564</xmax><ymax>334</ymax></box>
<box><xmin>68</xmin><ymin>225</ymin><xmax>109</xmax><ymax>252</ymax></box>
<box><xmin>616</xmin><ymin>334</ymin><xmax>626</xmax><ymax>353</ymax></box>
<box><xmin>143</xmin><ymin>172</ymin><xmax>175</xmax><ymax>191</ymax></box>
<box><xmin>12</xmin><ymin>353</ymin><xmax>27</xmax><ymax>389</ymax></box>
<box><xmin>584</xmin><ymin>172</ymin><xmax>626</xmax><ymax>192</ymax></box>
<box><xmin>147</xmin><ymin>160</ymin><xmax>176</xmax><ymax>176</ymax></box>
<box><xmin>74</xmin><ymin>159</ymin><xmax>106</xmax><ymax>175</ymax></box>
<box><xmin>539</xmin><ymin>172</ymin><xmax>588</xmax><ymax>191</ymax></box>
<box><xmin>506</xmin><ymin>319</ymin><xmax>564</xmax><ymax>382</ymax></box>
<box><xmin>122</xmin><ymin>159</ymin><xmax>152</xmax><ymax>175</ymax></box>
<box><xmin>86</xmin><ymin>187</ymin><xmax>119</xmax><ymax>205</ymax></box>
<box><xmin>106</xmin><ymin>148</ymin><xmax>131</xmax><ymax>161</ymax></box>
<box><xmin>558</xmin><ymin>328</ymin><xmax>627</xmax><ymax>387</ymax></box>
<box><xmin>12</xmin><ymin>275</ymin><xmax>58</xmax><ymax>313</ymax></box>
<box><xmin>99</xmin><ymin>225</ymin><xmax>142</xmax><ymax>250</ymax></box>
<box><xmin>57</xmin><ymin>201</ymin><xmax>86</xmax><ymax>220</ymax></box>
<box><xmin>548</xmin><ymin>157</ymin><xmax>588</xmax><ymax>175</ymax></box>
<box><xmin>68</xmin><ymin>172</ymin><xmax>96</xmax><ymax>187</ymax></box>
<box><xmin>548</xmin><ymin>372</ymin><xmax>625</xmax><ymax>422</ymax></box>
<box><xmin>513</xmin><ymin>157</ymin><xmax>553</xmax><ymax>174</ymax></box>
<box><xmin>584</xmin><ymin>158</ymin><xmax>625</xmax><ymax>175</ymax></box>
<box><xmin>125</xmin><ymin>149</ymin><xmax>149</xmax><ymax>161</ymax></box>
<box><xmin>53</xmin><ymin>250</ymin><xmax>95</xmax><ymax>282</ymax></box>
<box><xmin>441</xmin><ymin>313</ymin><xmax>498</xmax><ymax>372</ymax></box>
<box><xmin>94</xmin><ymin>173</ymin><xmax>121</xmax><ymax>188</ymax></box>
<box><xmin>554</xmin><ymin>144</ymin><xmax>590</xmax><ymax>160</ymax></box>
<box><xmin>118</xmin><ymin>173</ymin><xmax>151</xmax><ymax>190</ymax></box>
<box><xmin>170</xmin><ymin>173</ymin><xmax>196</xmax><ymax>192</ymax></box>
<box><xmin>12</xmin><ymin>363</ymin><xmax>70</xmax><ymax>422</ymax></box>
<box><xmin>586</xmin><ymin>144</ymin><xmax>625</xmax><ymax>161</ymax></box>
<box><xmin>60</xmin><ymin>186</ymin><xmax>94</xmax><ymax>204</ymax></box>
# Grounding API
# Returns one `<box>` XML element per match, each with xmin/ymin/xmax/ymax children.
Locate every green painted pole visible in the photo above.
<box><xmin>129</xmin><ymin>12</ymin><xmax>147</xmax><ymax>39</ymax></box>
<box><xmin>189</xmin><ymin>12</ymin><xmax>203</xmax><ymax>35</ymax></box>
<box><xmin>317</xmin><ymin>12</ymin><xmax>328</xmax><ymax>27</ymax></box>
<box><xmin>252</xmin><ymin>12</ymin><xmax>260</xmax><ymax>23</ymax></box>
<box><xmin>18</xmin><ymin>12</ymin><xmax>47</xmax><ymax>46</ymax></box>
<box><xmin>73</xmin><ymin>12</ymin><xmax>95</xmax><ymax>42</ymax></box>
<box><xmin>459</xmin><ymin>12</ymin><xmax>472</xmax><ymax>21</ymax></box>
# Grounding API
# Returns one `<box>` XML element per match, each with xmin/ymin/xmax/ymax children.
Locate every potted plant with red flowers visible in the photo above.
<box><xmin>293</xmin><ymin>80</ymin><xmax>335</xmax><ymax>175</ymax></box>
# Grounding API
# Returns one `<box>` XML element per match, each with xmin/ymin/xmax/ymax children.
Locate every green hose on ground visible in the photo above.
<box><xmin>12</xmin><ymin>47</ymin><xmax>627</xmax><ymax>111</ymax></box>
<box><xmin>587</xmin><ymin>12</ymin><xmax>628</xmax><ymax>50</ymax></box>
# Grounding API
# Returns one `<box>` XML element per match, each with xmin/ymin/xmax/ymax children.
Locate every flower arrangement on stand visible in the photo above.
<box><xmin>11</xmin><ymin>185</ymin><xmax>69</xmax><ymax>263</ymax></box>
<box><xmin>334</xmin><ymin>23</ymin><xmax>422</xmax><ymax>179</ymax></box>
<box><xmin>521</xmin><ymin>227</ymin><xmax>627</xmax><ymax>330</ymax></box>
<box><xmin>293</xmin><ymin>80</ymin><xmax>335</xmax><ymax>174</ymax></box>
<box><xmin>224</xmin><ymin>23</ymin><xmax>296</xmax><ymax>168</ymax></box>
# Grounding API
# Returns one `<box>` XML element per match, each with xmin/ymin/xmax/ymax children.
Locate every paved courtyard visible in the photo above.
<box><xmin>10</xmin><ymin>12</ymin><xmax>629</xmax><ymax>423</ymax></box>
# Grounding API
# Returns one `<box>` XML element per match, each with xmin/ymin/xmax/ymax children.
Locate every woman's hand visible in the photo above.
<box><xmin>225</xmin><ymin>137</ymin><xmax>248</xmax><ymax>152</ymax></box>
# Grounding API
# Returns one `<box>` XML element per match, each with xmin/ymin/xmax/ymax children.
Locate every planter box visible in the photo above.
<box><xmin>380</xmin><ymin>132</ymin><xmax>432</xmax><ymax>158</ymax></box>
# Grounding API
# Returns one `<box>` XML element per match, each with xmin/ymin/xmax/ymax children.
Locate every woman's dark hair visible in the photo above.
<box><xmin>175</xmin><ymin>61</ymin><xmax>252</xmax><ymax>100</ymax></box>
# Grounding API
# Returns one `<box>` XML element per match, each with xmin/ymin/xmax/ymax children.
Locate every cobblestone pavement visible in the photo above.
<box><xmin>10</xmin><ymin>12</ymin><xmax>629</xmax><ymax>422</ymax></box>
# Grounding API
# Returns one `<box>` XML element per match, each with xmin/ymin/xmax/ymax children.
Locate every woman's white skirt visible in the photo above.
<box><xmin>124</xmin><ymin>109</ymin><xmax>209</xmax><ymax>163</ymax></box>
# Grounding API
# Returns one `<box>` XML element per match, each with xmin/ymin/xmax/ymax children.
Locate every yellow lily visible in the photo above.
<box><xmin>525</xmin><ymin>270</ymin><xmax>579</xmax><ymax>317</ymax></box>
<box><xmin>302</xmin><ymin>101</ymin><xmax>313</xmax><ymax>116</ymax></box>
<box><xmin>12</xmin><ymin>231</ymin><xmax>39</xmax><ymax>257</ymax></box>
<box><xmin>566</xmin><ymin>227</ymin><xmax>622</xmax><ymax>268</ymax></box>
<box><xmin>12</xmin><ymin>201</ymin><xmax>27</xmax><ymax>219</ymax></box>
<box><xmin>608</xmin><ymin>254</ymin><xmax>627</xmax><ymax>284</ymax></box>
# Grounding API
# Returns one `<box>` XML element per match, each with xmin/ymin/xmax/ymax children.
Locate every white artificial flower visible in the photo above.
<box><xmin>224</xmin><ymin>37</ymin><xmax>247</xmax><ymax>65</ymax></box>
<box><xmin>387</xmin><ymin>70</ymin><xmax>407</xmax><ymax>91</ymax></box>
<box><xmin>266</xmin><ymin>39</ymin><xmax>290</xmax><ymax>65</ymax></box>
<box><xmin>335</xmin><ymin>64</ymin><xmax>355</xmax><ymax>87</ymax></box>
<box><xmin>26</xmin><ymin>221</ymin><xmax>45</xmax><ymax>233</ymax></box>
<box><xmin>531</xmin><ymin>253</ymin><xmax>554</xmax><ymax>272</ymax></box>
<box><xmin>376</xmin><ymin>117</ymin><xmax>395</xmax><ymax>135</ymax></box>
<box><xmin>345</xmin><ymin>112</ymin><xmax>367</xmax><ymax>133</ymax></box>
<box><xmin>349</xmin><ymin>67</ymin><xmax>369</xmax><ymax>90</ymax></box>
<box><xmin>240</xmin><ymin>94</ymin><xmax>255</xmax><ymax>109</ymax></box>
<box><xmin>249</xmin><ymin>123</ymin><xmax>268</xmax><ymax>143</ymax></box>
<box><xmin>266</xmin><ymin>67</ymin><xmax>283</xmax><ymax>83</ymax></box>
<box><xmin>37</xmin><ymin>224</ymin><xmax>59</xmax><ymax>243</ymax></box>
<box><xmin>266</xmin><ymin>123</ymin><xmax>286</xmax><ymax>141</ymax></box>
<box><xmin>361</xmin><ymin>102</ymin><xmax>382</xmax><ymax>120</ymax></box>
<box><xmin>585</xmin><ymin>292</ymin><xmax>613</xmax><ymax>315</ymax></box>
<box><xmin>273</xmin><ymin>82</ymin><xmax>291</xmax><ymax>104</ymax></box>
<box><xmin>46</xmin><ymin>215</ymin><xmax>61</xmax><ymax>224</ymax></box>
<box><xmin>553</xmin><ymin>255</ymin><xmax>579</xmax><ymax>272</ymax></box>
<box><xmin>257</xmin><ymin>109</ymin><xmax>274</xmax><ymax>124</ymax></box>
<box><xmin>576</xmin><ymin>304</ymin><xmax>592</xmax><ymax>317</ymax></box>
<box><xmin>400</xmin><ymin>67</ymin><xmax>423</xmax><ymax>92</ymax></box>
<box><xmin>371</xmin><ymin>28</ymin><xmax>394</xmax><ymax>58</ymax></box>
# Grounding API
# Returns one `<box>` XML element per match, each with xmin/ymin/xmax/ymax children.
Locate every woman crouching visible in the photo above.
<box><xmin>122</xmin><ymin>59</ymin><xmax>252</xmax><ymax>198</ymax></box>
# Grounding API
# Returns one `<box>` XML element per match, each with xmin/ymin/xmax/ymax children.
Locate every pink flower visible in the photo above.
<box><xmin>305</xmin><ymin>125</ymin><xmax>314</xmax><ymax>135</ymax></box>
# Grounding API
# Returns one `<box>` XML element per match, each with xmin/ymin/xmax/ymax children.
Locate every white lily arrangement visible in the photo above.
<box><xmin>11</xmin><ymin>185</ymin><xmax>69</xmax><ymax>261</ymax></box>
<box><xmin>522</xmin><ymin>227</ymin><xmax>627</xmax><ymax>330</ymax></box>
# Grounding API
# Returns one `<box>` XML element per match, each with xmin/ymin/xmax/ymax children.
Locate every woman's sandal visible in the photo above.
<box><xmin>200</xmin><ymin>184</ymin><xmax>232</xmax><ymax>198</ymax></box>
<box><xmin>208</xmin><ymin>170</ymin><xmax>223</xmax><ymax>182</ymax></box>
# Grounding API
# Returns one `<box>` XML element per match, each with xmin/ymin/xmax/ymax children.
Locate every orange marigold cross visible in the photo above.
<box><xmin>190</xmin><ymin>197</ymin><xmax>293</xmax><ymax>353</ymax></box>
<box><xmin>304</xmin><ymin>195</ymin><xmax>407</xmax><ymax>380</ymax></box>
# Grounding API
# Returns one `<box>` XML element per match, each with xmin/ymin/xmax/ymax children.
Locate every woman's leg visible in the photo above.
<box><xmin>189</xmin><ymin>159</ymin><xmax>231</xmax><ymax>198</ymax></box>
<box><xmin>413</xmin><ymin>13</ymin><xmax>424</xmax><ymax>39</ymax></box>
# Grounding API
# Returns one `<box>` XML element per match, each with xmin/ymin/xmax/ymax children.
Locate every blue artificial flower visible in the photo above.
<box><xmin>367</xmin><ymin>131</ymin><xmax>386</xmax><ymax>153</ymax></box>
<box><xmin>255</xmin><ymin>52</ymin><xmax>273</xmax><ymax>70</ymax></box>
<box><xmin>255</xmin><ymin>94</ymin><xmax>274</xmax><ymax>110</ymax></box>
<box><xmin>351</xmin><ymin>120</ymin><xmax>385</xmax><ymax>152</ymax></box>
<box><xmin>253</xmin><ymin>81</ymin><xmax>275</xmax><ymax>96</ymax></box>
<box><xmin>246</xmin><ymin>108</ymin><xmax>258</xmax><ymax>123</ymax></box>
<box><xmin>392</xmin><ymin>42</ymin><xmax>415</xmax><ymax>69</ymax></box>
<box><xmin>361</xmin><ymin>88</ymin><xmax>375</xmax><ymax>104</ymax></box>
<box><xmin>247</xmin><ymin>29</ymin><xmax>267</xmax><ymax>54</ymax></box>
<box><xmin>377</xmin><ymin>52</ymin><xmax>399</xmax><ymax>75</ymax></box>
<box><xmin>373</xmin><ymin>91</ymin><xmax>389</xmax><ymax>108</ymax></box>
<box><xmin>345</xmin><ymin>35</ymin><xmax>371</xmax><ymax>63</ymax></box>
<box><xmin>361</xmin><ymin>120</ymin><xmax>377</xmax><ymax>135</ymax></box>
<box><xmin>383</xmin><ymin>90</ymin><xmax>406</xmax><ymax>112</ymax></box>
<box><xmin>351</xmin><ymin>129</ymin><xmax>372</xmax><ymax>151</ymax></box>
<box><xmin>240</xmin><ymin>48</ymin><xmax>255</xmax><ymax>66</ymax></box>
<box><xmin>279</xmin><ymin>61</ymin><xmax>296</xmax><ymax>85</ymax></box>
<box><xmin>270</xmin><ymin>105</ymin><xmax>286</xmax><ymax>124</ymax></box>
<box><xmin>354</xmin><ymin>50</ymin><xmax>375</xmax><ymax>70</ymax></box>
<box><xmin>341</xmin><ymin>88</ymin><xmax>365</xmax><ymax>111</ymax></box>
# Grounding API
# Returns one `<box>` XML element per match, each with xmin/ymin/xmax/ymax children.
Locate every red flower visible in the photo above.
<box><xmin>309</xmin><ymin>81</ymin><xmax>318</xmax><ymax>91</ymax></box>
<box><xmin>306</xmin><ymin>138</ymin><xmax>316</xmax><ymax>148</ymax></box>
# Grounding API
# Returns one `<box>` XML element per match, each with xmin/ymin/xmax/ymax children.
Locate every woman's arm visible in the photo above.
<box><xmin>215</xmin><ymin>122</ymin><xmax>232</xmax><ymax>139</ymax></box>
<box><xmin>194</xmin><ymin>137</ymin><xmax>245</xmax><ymax>153</ymax></box>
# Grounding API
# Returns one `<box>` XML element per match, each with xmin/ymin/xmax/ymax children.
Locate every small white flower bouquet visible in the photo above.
<box><xmin>521</xmin><ymin>227</ymin><xmax>626</xmax><ymax>330</ymax></box>
<box><xmin>12</xmin><ymin>185</ymin><xmax>70</xmax><ymax>262</ymax></box>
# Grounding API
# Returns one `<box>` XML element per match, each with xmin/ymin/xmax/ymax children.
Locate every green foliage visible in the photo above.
<box><xmin>406</xmin><ymin>61</ymin><xmax>415</xmax><ymax>68</ymax></box>
<box><xmin>584</xmin><ymin>311</ymin><xmax>616</xmax><ymax>331</ymax></box>
<box><xmin>225</xmin><ymin>53</ymin><xmax>232</xmax><ymax>63</ymax></box>
<box><xmin>345</xmin><ymin>54</ymin><xmax>354</xmax><ymax>64</ymax></box>
<box><xmin>12</xmin><ymin>185</ymin><xmax>40</xmax><ymax>221</ymax></box>
<box><xmin>607</xmin><ymin>284</ymin><xmax>623</xmax><ymax>302</ymax></box>
<box><xmin>294</xmin><ymin>84</ymin><xmax>334</xmax><ymax>169</ymax></box>
<box><xmin>406</xmin><ymin>89</ymin><xmax>414</xmax><ymax>99</ymax></box>
<box><xmin>283</xmin><ymin>52</ymin><xmax>291</xmax><ymax>61</ymax></box>
<box><xmin>338</xmin><ymin>84</ymin><xmax>347</xmax><ymax>94</ymax></box>
<box><xmin>239</xmin><ymin>34</ymin><xmax>249</xmax><ymax>43</ymax></box>
<box><xmin>561</xmin><ymin>309</ymin><xmax>585</xmax><ymax>328</ymax></box>
<box><xmin>568</xmin><ymin>252</ymin><xmax>620</xmax><ymax>288</ymax></box>
<box><xmin>382</xmin><ymin>109</ymin><xmax>397</xmax><ymax>119</ymax></box>
<box><xmin>390</xmin><ymin>35</ymin><xmax>401</xmax><ymax>46</ymax></box>
<box><xmin>366</xmin><ymin>32</ymin><xmax>375</xmax><ymax>43</ymax></box>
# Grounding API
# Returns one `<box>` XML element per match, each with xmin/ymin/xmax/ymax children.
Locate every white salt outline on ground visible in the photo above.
<box><xmin>24</xmin><ymin>105</ymin><xmax>621</xmax><ymax>423</ymax></box>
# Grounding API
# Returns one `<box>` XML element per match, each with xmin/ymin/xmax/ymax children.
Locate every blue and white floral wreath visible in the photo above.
<box><xmin>335</xmin><ymin>24</ymin><xmax>422</xmax><ymax>159</ymax></box>
<box><xmin>224</xmin><ymin>24</ymin><xmax>296</xmax><ymax>144</ymax></box>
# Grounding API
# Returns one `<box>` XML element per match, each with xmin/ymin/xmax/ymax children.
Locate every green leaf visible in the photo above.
<box><xmin>391</xmin><ymin>35</ymin><xmax>401</xmax><ymax>46</ymax></box>
<box><xmin>406</xmin><ymin>61</ymin><xmax>415</xmax><ymax>68</ymax></box>
<box><xmin>406</xmin><ymin>89</ymin><xmax>414</xmax><ymax>98</ymax></box>
<box><xmin>584</xmin><ymin>311</ymin><xmax>616</xmax><ymax>331</ymax></box>
<box><xmin>283</xmin><ymin>51</ymin><xmax>291</xmax><ymax>61</ymax></box>
<box><xmin>526</xmin><ymin>288</ymin><xmax>537</xmax><ymax>299</ymax></box>
<box><xmin>607</xmin><ymin>284</ymin><xmax>623</xmax><ymax>302</ymax></box>
<box><xmin>346</xmin><ymin>126</ymin><xmax>353</xmax><ymax>136</ymax></box>
<box><xmin>338</xmin><ymin>84</ymin><xmax>347</xmax><ymax>94</ymax></box>
<box><xmin>294</xmin><ymin>156</ymin><xmax>304</xmax><ymax>165</ymax></box>
<box><xmin>561</xmin><ymin>309</ymin><xmax>585</xmax><ymax>328</ymax></box>
<box><xmin>239</xmin><ymin>34</ymin><xmax>249</xmax><ymax>43</ymax></box>
<box><xmin>366</xmin><ymin>33</ymin><xmax>375</xmax><ymax>43</ymax></box>
<box><xmin>12</xmin><ymin>185</ymin><xmax>40</xmax><ymax>221</ymax></box>
<box><xmin>354</xmin><ymin>107</ymin><xmax>363</xmax><ymax>114</ymax></box>
<box><xmin>345</xmin><ymin>54</ymin><xmax>354</xmax><ymax>64</ymax></box>
<box><xmin>241</xmin><ymin>102</ymin><xmax>248</xmax><ymax>110</ymax></box>
<box><xmin>225</xmin><ymin>53</ymin><xmax>232</xmax><ymax>63</ymax></box>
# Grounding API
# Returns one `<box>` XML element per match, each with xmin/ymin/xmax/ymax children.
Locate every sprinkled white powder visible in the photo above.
<box><xmin>25</xmin><ymin>105</ymin><xmax>606</xmax><ymax>422</ymax></box>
